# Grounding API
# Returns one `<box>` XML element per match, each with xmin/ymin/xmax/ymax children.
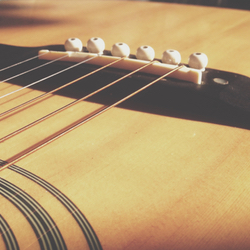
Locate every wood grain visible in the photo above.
<box><xmin>0</xmin><ymin>1</ymin><xmax>250</xmax><ymax>249</ymax></box>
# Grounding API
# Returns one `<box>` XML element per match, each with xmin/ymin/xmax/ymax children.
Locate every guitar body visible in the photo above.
<box><xmin>0</xmin><ymin>1</ymin><xmax>250</xmax><ymax>249</ymax></box>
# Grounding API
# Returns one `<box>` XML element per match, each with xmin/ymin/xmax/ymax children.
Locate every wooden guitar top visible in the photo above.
<box><xmin>0</xmin><ymin>1</ymin><xmax>250</xmax><ymax>249</ymax></box>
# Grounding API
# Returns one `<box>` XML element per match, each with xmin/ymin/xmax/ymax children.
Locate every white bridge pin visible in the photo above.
<box><xmin>188</xmin><ymin>52</ymin><xmax>208</xmax><ymax>71</ymax></box>
<box><xmin>86</xmin><ymin>37</ymin><xmax>105</xmax><ymax>54</ymax></box>
<box><xmin>162</xmin><ymin>49</ymin><xmax>181</xmax><ymax>65</ymax></box>
<box><xmin>64</xmin><ymin>38</ymin><xmax>83</xmax><ymax>52</ymax></box>
<box><xmin>136</xmin><ymin>45</ymin><xmax>155</xmax><ymax>61</ymax></box>
<box><xmin>111</xmin><ymin>42</ymin><xmax>130</xmax><ymax>57</ymax></box>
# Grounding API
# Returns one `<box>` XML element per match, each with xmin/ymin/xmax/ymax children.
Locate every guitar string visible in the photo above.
<box><xmin>0</xmin><ymin>65</ymin><xmax>183</xmax><ymax>171</ymax></box>
<box><xmin>0</xmin><ymin>54</ymin><xmax>70</xmax><ymax>100</ymax></box>
<box><xmin>0</xmin><ymin>54</ymin><xmax>120</xmax><ymax>118</ymax></box>
<box><xmin>0</xmin><ymin>59</ymin><xmax>151</xmax><ymax>142</ymax></box>
<box><xmin>0</xmin><ymin>51</ymin><xmax>48</xmax><ymax>72</ymax></box>
<box><xmin>0</xmin><ymin>65</ymin><xmax>183</xmax><ymax>248</ymax></box>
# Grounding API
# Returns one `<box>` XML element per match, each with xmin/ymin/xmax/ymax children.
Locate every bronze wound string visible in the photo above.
<box><xmin>0</xmin><ymin>65</ymin><xmax>183</xmax><ymax>171</ymax></box>
<box><xmin>0</xmin><ymin>54</ymin><xmax>120</xmax><ymax>118</ymax></box>
<box><xmin>0</xmin><ymin>58</ymin><xmax>151</xmax><ymax>142</ymax></box>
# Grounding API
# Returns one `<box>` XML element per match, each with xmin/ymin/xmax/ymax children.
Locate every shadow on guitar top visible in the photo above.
<box><xmin>0</xmin><ymin>43</ymin><xmax>250</xmax><ymax>131</ymax></box>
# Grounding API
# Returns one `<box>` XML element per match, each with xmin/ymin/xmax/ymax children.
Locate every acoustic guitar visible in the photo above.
<box><xmin>0</xmin><ymin>1</ymin><xmax>250</xmax><ymax>250</ymax></box>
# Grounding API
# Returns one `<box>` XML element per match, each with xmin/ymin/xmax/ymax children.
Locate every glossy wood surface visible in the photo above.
<box><xmin>0</xmin><ymin>1</ymin><xmax>250</xmax><ymax>250</ymax></box>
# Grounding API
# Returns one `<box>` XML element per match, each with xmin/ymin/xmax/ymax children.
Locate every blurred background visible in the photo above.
<box><xmin>149</xmin><ymin>0</ymin><xmax>250</xmax><ymax>10</ymax></box>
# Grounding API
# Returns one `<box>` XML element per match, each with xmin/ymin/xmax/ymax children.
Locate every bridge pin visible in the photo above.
<box><xmin>86</xmin><ymin>37</ymin><xmax>105</xmax><ymax>54</ymax></box>
<box><xmin>111</xmin><ymin>42</ymin><xmax>130</xmax><ymax>57</ymax></box>
<box><xmin>162</xmin><ymin>49</ymin><xmax>181</xmax><ymax>65</ymax></box>
<box><xmin>64</xmin><ymin>38</ymin><xmax>83</xmax><ymax>52</ymax></box>
<box><xmin>136</xmin><ymin>45</ymin><xmax>155</xmax><ymax>61</ymax></box>
<box><xmin>188</xmin><ymin>52</ymin><xmax>208</xmax><ymax>71</ymax></box>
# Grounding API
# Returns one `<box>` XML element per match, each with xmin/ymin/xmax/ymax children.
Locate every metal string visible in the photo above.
<box><xmin>0</xmin><ymin>57</ymin><xmax>127</xmax><ymax>141</ymax></box>
<box><xmin>0</xmin><ymin>54</ymin><xmax>112</xmax><ymax>118</ymax></box>
<box><xmin>0</xmin><ymin>53</ymin><xmax>183</xmax><ymax>250</ymax></box>
<box><xmin>0</xmin><ymin>65</ymin><xmax>183</xmax><ymax>171</ymax></box>
<box><xmin>0</xmin><ymin>64</ymin><xmax>183</xmax><ymax>249</ymax></box>
<box><xmin>0</xmin><ymin>51</ymin><xmax>49</xmax><ymax>72</ymax></box>
<box><xmin>0</xmin><ymin>58</ymin><xmax>151</xmax><ymax>142</ymax></box>
<box><xmin>0</xmin><ymin>54</ymin><xmax>70</xmax><ymax>100</ymax></box>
